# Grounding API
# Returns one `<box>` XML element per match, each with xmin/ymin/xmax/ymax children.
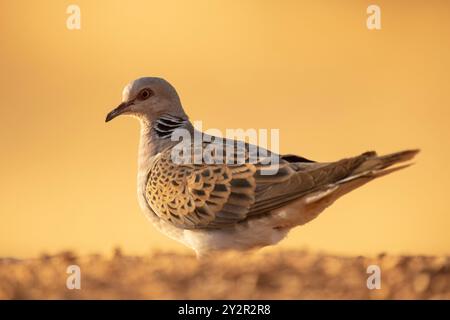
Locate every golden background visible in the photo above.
<box><xmin>1</xmin><ymin>0</ymin><xmax>449</xmax><ymax>258</ymax></box>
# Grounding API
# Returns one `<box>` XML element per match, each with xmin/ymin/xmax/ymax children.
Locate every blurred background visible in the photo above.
<box><xmin>1</xmin><ymin>0</ymin><xmax>449</xmax><ymax>259</ymax></box>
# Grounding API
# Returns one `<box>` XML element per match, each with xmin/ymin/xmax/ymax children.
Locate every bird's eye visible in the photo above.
<box><xmin>138</xmin><ymin>89</ymin><xmax>153</xmax><ymax>100</ymax></box>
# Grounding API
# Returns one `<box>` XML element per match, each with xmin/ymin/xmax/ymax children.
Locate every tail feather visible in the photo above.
<box><xmin>252</xmin><ymin>150</ymin><xmax>419</xmax><ymax>229</ymax></box>
<box><xmin>292</xmin><ymin>150</ymin><xmax>420</xmax><ymax>226</ymax></box>
<box><xmin>354</xmin><ymin>149</ymin><xmax>420</xmax><ymax>175</ymax></box>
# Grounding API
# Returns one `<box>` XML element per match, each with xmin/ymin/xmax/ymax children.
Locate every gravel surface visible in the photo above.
<box><xmin>1</xmin><ymin>249</ymin><xmax>449</xmax><ymax>299</ymax></box>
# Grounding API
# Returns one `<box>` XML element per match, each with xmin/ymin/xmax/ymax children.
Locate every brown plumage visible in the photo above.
<box><xmin>145</xmin><ymin>145</ymin><xmax>418</xmax><ymax>230</ymax></box>
<box><xmin>106</xmin><ymin>77</ymin><xmax>419</xmax><ymax>256</ymax></box>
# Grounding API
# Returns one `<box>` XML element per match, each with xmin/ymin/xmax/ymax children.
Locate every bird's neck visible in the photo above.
<box><xmin>137</xmin><ymin>115</ymin><xmax>193</xmax><ymax>172</ymax></box>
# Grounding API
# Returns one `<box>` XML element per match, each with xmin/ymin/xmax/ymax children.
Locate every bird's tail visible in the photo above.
<box><xmin>318</xmin><ymin>149</ymin><xmax>420</xmax><ymax>204</ymax></box>
<box><xmin>350</xmin><ymin>149</ymin><xmax>420</xmax><ymax>179</ymax></box>
<box><xmin>262</xmin><ymin>149</ymin><xmax>420</xmax><ymax>229</ymax></box>
<box><xmin>285</xmin><ymin>149</ymin><xmax>421</xmax><ymax>227</ymax></box>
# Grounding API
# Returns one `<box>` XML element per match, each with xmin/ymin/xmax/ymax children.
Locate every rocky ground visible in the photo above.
<box><xmin>0</xmin><ymin>249</ymin><xmax>449</xmax><ymax>299</ymax></box>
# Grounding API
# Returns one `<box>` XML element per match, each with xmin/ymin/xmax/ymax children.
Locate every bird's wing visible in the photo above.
<box><xmin>145</xmin><ymin>141</ymin><xmax>418</xmax><ymax>229</ymax></box>
<box><xmin>145</xmin><ymin>149</ymin><xmax>253</xmax><ymax>228</ymax></box>
<box><xmin>144</xmin><ymin>139</ymin><xmax>295</xmax><ymax>228</ymax></box>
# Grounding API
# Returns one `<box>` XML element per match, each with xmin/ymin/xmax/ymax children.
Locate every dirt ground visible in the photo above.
<box><xmin>0</xmin><ymin>249</ymin><xmax>449</xmax><ymax>299</ymax></box>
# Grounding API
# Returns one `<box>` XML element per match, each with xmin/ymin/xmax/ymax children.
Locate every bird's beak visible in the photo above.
<box><xmin>105</xmin><ymin>101</ymin><xmax>134</xmax><ymax>122</ymax></box>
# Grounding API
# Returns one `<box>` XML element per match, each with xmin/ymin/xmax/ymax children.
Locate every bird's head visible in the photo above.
<box><xmin>105</xmin><ymin>77</ymin><xmax>187</xmax><ymax>123</ymax></box>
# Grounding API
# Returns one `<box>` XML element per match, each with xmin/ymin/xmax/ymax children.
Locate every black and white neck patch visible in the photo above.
<box><xmin>153</xmin><ymin>114</ymin><xmax>187</xmax><ymax>139</ymax></box>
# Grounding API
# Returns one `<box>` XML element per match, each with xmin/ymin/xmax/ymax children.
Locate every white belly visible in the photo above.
<box><xmin>182</xmin><ymin>218</ymin><xmax>290</xmax><ymax>257</ymax></box>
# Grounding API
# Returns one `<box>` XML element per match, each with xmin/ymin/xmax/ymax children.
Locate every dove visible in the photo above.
<box><xmin>106</xmin><ymin>77</ymin><xmax>419</xmax><ymax>257</ymax></box>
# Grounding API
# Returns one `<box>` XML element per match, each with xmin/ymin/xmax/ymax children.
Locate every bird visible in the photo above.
<box><xmin>105</xmin><ymin>77</ymin><xmax>419</xmax><ymax>257</ymax></box>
